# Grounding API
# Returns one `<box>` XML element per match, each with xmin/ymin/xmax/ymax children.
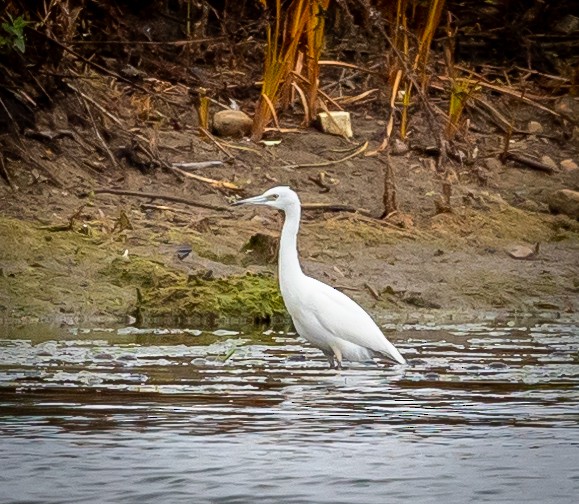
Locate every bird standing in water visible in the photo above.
<box><xmin>233</xmin><ymin>186</ymin><xmax>406</xmax><ymax>369</ymax></box>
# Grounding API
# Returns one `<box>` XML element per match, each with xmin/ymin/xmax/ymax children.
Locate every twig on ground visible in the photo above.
<box><xmin>66</xmin><ymin>83</ymin><xmax>124</xmax><ymax>126</ymax></box>
<box><xmin>472</xmin><ymin>96</ymin><xmax>525</xmax><ymax>134</ymax></box>
<box><xmin>502</xmin><ymin>152</ymin><xmax>555</xmax><ymax>174</ymax></box>
<box><xmin>319</xmin><ymin>60</ymin><xmax>382</xmax><ymax>76</ymax></box>
<box><xmin>0</xmin><ymin>152</ymin><xmax>15</xmax><ymax>190</ymax></box>
<box><xmin>140</xmin><ymin>203</ymin><xmax>192</xmax><ymax>215</ymax></box>
<box><xmin>198</xmin><ymin>127</ymin><xmax>234</xmax><ymax>159</ymax></box>
<box><xmin>438</xmin><ymin>74</ymin><xmax>562</xmax><ymax>117</ymax></box>
<box><xmin>171</xmin><ymin>166</ymin><xmax>242</xmax><ymax>191</ymax></box>
<box><xmin>302</xmin><ymin>202</ymin><xmax>371</xmax><ymax>216</ymax></box>
<box><xmin>283</xmin><ymin>141</ymin><xmax>368</xmax><ymax>169</ymax></box>
<box><xmin>80</xmin><ymin>188</ymin><xmax>231</xmax><ymax>211</ymax></box>
<box><xmin>9</xmin><ymin>142</ymin><xmax>64</xmax><ymax>188</ymax></box>
<box><xmin>0</xmin><ymin>96</ymin><xmax>20</xmax><ymax>135</ymax></box>
<box><xmin>171</xmin><ymin>161</ymin><xmax>224</xmax><ymax>170</ymax></box>
<box><xmin>77</xmin><ymin>94</ymin><xmax>120</xmax><ymax>170</ymax></box>
<box><xmin>334</xmin><ymin>212</ymin><xmax>434</xmax><ymax>240</ymax></box>
<box><xmin>41</xmin><ymin>204</ymin><xmax>87</xmax><ymax>232</ymax></box>
<box><xmin>364</xmin><ymin>282</ymin><xmax>381</xmax><ymax>300</ymax></box>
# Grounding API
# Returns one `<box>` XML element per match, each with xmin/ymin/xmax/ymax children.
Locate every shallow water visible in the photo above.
<box><xmin>1</xmin><ymin>319</ymin><xmax>578</xmax><ymax>504</ymax></box>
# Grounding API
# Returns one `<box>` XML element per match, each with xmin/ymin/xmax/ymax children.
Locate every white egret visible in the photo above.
<box><xmin>233</xmin><ymin>186</ymin><xmax>406</xmax><ymax>368</ymax></box>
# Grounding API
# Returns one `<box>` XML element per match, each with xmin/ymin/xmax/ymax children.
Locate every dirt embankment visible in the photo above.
<box><xmin>1</xmin><ymin>87</ymin><xmax>578</xmax><ymax>325</ymax></box>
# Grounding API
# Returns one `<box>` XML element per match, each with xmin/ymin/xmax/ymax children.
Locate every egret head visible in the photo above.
<box><xmin>232</xmin><ymin>186</ymin><xmax>300</xmax><ymax>211</ymax></box>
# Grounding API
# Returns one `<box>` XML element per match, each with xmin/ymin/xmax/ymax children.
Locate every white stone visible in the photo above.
<box><xmin>317</xmin><ymin>111</ymin><xmax>353</xmax><ymax>138</ymax></box>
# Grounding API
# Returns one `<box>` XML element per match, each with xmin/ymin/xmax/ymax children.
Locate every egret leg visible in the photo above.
<box><xmin>326</xmin><ymin>355</ymin><xmax>336</xmax><ymax>369</ymax></box>
<box><xmin>333</xmin><ymin>347</ymin><xmax>343</xmax><ymax>370</ymax></box>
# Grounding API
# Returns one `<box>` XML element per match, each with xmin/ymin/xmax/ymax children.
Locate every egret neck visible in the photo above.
<box><xmin>278</xmin><ymin>200</ymin><xmax>304</xmax><ymax>306</ymax></box>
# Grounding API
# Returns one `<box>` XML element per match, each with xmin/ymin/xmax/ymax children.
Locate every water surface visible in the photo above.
<box><xmin>1</xmin><ymin>318</ymin><xmax>578</xmax><ymax>503</ymax></box>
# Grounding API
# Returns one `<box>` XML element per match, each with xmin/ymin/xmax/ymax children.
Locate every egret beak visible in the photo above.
<box><xmin>231</xmin><ymin>194</ymin><xmax>269</xmax><ymax>206</ymax></box>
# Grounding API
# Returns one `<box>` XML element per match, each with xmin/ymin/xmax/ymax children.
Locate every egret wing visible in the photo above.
<box><xmin>300</xmin><ymin>277</ymin><xmax>404</xmax><ymax>362</ymax></box>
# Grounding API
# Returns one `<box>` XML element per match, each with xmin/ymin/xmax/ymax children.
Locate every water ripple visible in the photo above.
<box><xmin>0</xmin><ymin>320</ymin><xmax>578</xmax><ymax>503</ymax></box>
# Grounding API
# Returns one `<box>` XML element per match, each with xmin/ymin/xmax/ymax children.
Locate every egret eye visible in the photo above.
<box><xmin>269</xmin><ymin>194</ymin><xmax>279</xmax><ymax>201</ymax></box>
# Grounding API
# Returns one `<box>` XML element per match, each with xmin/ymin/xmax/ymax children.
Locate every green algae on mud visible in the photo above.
<box><xmin>104</xmin><ymin>256</ymin><xmax>285</xmax><ymax>323</ymax></box>
<box><xmin>0</xmin><ymin>217</ymin><xmax>285</xmax><ymax>323</ymax></box>
<box><xmin>0</xmin><ymin>217</ymin><xmax>130</xmax><ymax>321</ymax></box>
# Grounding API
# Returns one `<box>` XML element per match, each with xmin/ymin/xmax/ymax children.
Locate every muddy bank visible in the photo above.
<box><xmin>1</xmin><ymin>63</ymin><xmax>578</xmax><ymax>326</ymax></box>
<box><xmin>1</xmin><ymin>183</ymin><xmax>577</xmax><ymax>326</ymax></box>
<box><xmin>0</xmin><ymin>216</ymin><xmax>283</xmax><ymax>325</ymax></box>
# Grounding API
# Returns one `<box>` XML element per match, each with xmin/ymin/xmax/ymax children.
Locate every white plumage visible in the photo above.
<box><xmin>234</xmin><ymin>186</ymin><xmax>406</xmax><ymax>368</ymax></box>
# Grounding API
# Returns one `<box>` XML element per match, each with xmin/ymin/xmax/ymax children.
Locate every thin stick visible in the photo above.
<box><xmin>171</xmin><ymin>161</ymin><xmax>224</xmax><ymax>170</ymax></box>
<box><xmin>80</xmin><ymin>188</ymin><xmax>231</xmax><ymax>211</ymax></box>
<box><xmin>473</xmin><ymin>95</ymin><xmax>526</xmax><ymax>134</ymax></box>
<box><xmin>0</xmin><ymin>152</ymin><xmax>15</xmax><ymax>190</ymax></box>
<box><xmin>503</xmin><ymin>152</ymin><xmax>555</xmax><ymax>174</ymax></box>
<box><xmin>0</xmin><ymin>96</ymin><xmax>18</xmax><ymax>132</ymax></box>
<box><xmin>437</xmin><ymin>76</ymin><xmax>560</xmax><ymax>117</ymax></box>
<box><xmin>171</xmin><ymin>166</ymin><xmax>242</xmax><ymax>191</ymax></box>
<box><xmin>319</xmin><ymin>60</ymin><xmax>381</xmax><ymax>75</ymax></box>
<box><xmin>66</xmin><ymin>83</ymin><xmax>123</xmax><ymax>126</ymax></box>
<box><xmin>140</xmin><ymin>203</ymin><xmax>192</xmax><ymax>215</ymax></box>
<box><xmin>284</xmin><ymin>141</ymin><xmax>368</xmax><ymax>169</ymax></box>
<box><xmin>69</xmin><ymin>38</ymin><xmax>221</xmax><ymax>46</ymax></box>
<box><xmin>198</xmin><ymin>127</ymin><xmax>234</xmax><ymax>159</ymax></box>
<box><xmin>303</xmin><ymin>202</ymin><xmax>372</xmax><ymax>216</ymax></box>
<box><xmin>364</xmin><ymin>282</ymin><xmax>381</xmax><ymax>300</ymax></box>
<box><xmin>10</xmin><ymin>142</ymin><xmax>64</xmax><ymax>188</ymax></box>
<box><xmin>78</xmin><ymin>94</ymin><xmax>120</xmax><ymax>170</ymax></box>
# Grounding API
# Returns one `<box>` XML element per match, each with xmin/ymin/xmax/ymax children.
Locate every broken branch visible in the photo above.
<box><xmin>80</xmin><ymin>188</ymin><xmax>231</xmax><ymax>211</ymax></box>
<box><xmin>502</xmin><ymin>152</ymin><xmax>555</xmax><ymax>174</ymax></box>
<box><xmin>302</xmin><ymin>202</ymin><xmax>372</xmax><ymax>217</ymax></box>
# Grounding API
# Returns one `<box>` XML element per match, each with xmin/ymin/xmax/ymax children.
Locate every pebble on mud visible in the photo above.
<box><xmin>485</xmin><ymin>158</ymin><xmax>503</xmax><ymax>172</ymax></box>
<box><xmin>560</xmin><ymin>159</ymin><xmax>578</xmax><ymax>172</ymax></box>
<box><xmin>554</xmin><ymin>95</ymin><xmax>579</xmax><ymax>120</ymax></box>
<box><xmin>527</xmin><ymin>121</ymin><xmax>543</xmax><ymax>134</ymax></box>
<box><xmin>212</xmin><ymin>110</ymin><xmax>253</xmax><ymax>138</ymax></box>
<box><xmin>391</xmin><ymin>139</ymin><xmax>410</xmax><ymax>155</ymax></box>
<box><xmin>540</xmin><ymin>155</ymin><xmax>558</xmax><ymax>171</ymax></box>
<box><xmin>547</xmin><ymin>189</ymin><xmax>579</xmax><ymax>219</ymax></box>
<box><xmin>506</xmin><ymin>243</ymin><xmax>540</xmax><ymax>260</ymax></box>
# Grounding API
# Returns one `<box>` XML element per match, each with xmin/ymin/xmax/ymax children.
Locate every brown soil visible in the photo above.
<box><xmin>1</xmin><ymin>68</ymin><xmax>578</xmax><ymax>326</ymax></box>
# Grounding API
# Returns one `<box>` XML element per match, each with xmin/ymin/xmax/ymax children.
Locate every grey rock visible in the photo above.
<box><xmin>548</xmin><ymin>189</ymin><xmax>579</xmax><ymax>219</ymax></box>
